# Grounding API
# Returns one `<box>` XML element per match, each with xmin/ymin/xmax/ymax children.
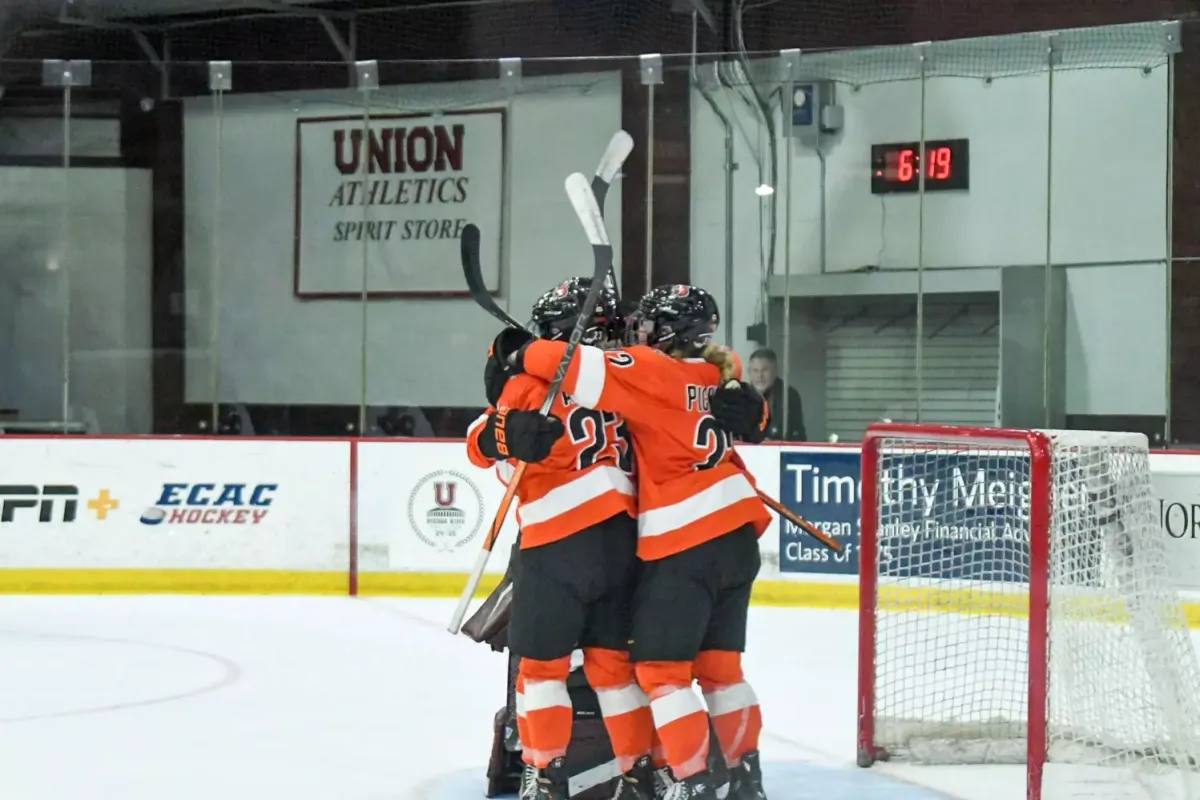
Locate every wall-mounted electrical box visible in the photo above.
<box><xmin>777</xmin><ymin>50</ymin><xmax>842</xmax><ymax>141</ymax></box>
<box><xmin>789</xmin><ymin>81</ymin><xmax>843</xmax><ymax>138</ymax></box>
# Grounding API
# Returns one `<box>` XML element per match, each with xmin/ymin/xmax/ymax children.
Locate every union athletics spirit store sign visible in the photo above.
<box><xmin>293</xmin><ymin>109</ymin><xmax>505</xmax><ymax>298</ymax></box>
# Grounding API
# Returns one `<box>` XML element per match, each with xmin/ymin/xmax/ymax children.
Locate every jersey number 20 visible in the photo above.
<box><xmin>568</xmin><ymin>408</ymin><xmax>634</xmax><ymax>474</ymax></box>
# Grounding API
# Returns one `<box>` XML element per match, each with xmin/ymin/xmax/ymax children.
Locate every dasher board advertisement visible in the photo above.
<box><xmin>1148</xmin><ymin>453</ymin><xmax>1200</xmax><ymax>593</ymax></box>
<box><xmin>0</xmin><ymin>437</ymin><xmax>349</xmax><ymax>570</ymax></box>
<box><xmin>778</xmin><ymin>446</ymin><xmax>1200</xmax><ymax>593</ymax></box>
<box><xmin>356</xmin><ymin>440</ymin><xmax>519</xmax><ymax>574</ymax></box>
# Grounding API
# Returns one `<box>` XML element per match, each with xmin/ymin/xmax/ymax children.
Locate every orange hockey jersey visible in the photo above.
<box><xmin>519</xmin><ymin>342</ymin><xmax>770</xmax><ymax>561</ymax></box>
<box><xmin>466</xmin><ymin>371</ymin><xmax>636</xmax><ymax>549</ymax></box>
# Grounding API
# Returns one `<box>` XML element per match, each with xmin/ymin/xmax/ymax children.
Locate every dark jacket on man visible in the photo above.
<box><xmin>762</xmin><ymin>378</ymin><xmax>806</xmax><ymax>441</ymax></box>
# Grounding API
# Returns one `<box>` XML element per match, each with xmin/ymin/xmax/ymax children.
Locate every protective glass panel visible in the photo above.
<box><xmin>790</xmin><ymin>45</ymin><xmax>929</xmax><ymax>442</ymax></box>
<box><xmin>1042</xmin><ymin>24</ymin><xmax>1171</xmax><ymax>443</ymax></box>
<box><xmin>357</xmin><ymin>57</ymin><xmax>636</xmax><ymax>438</ymax></box>
<box><xmin>910</xmin><ymin>36</ymin><xmax>1045</xmax><ymax>433</ymax></box>
<box><xmin>194</xmin><ymin>62</ymin><xmax>372</xmax><ymax>437</ymax></box>
<box><xmin>681</xmin><ymin>51</ymin><xmax>802</xmax><ymax>441</ymax></box>
<box><xmin>0</xmin><ymin>60</ymin><xmax>71</xmax><ymax>435</ymax></box>
<box><xmin>62</xmin><ymin>60</ymin><xmax>163</xmax><ymax>436</ymax></box>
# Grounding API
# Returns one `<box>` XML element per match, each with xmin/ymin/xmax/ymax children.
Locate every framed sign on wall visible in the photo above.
<box><xmin>293</xmin><ymin>109</ymin><xmax>506</xmax><ymax>298</ymax></box>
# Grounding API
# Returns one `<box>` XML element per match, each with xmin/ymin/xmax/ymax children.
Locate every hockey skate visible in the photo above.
<box><xmin>728</xmin><ymin>750</ymin><xmax>767</xmax><ymax>799</ymax></box>
<box><xmin>651</xmin><ymin>765</ymin><xmax>673</xmax><ymax>799</ymax></box>
<box><xmin>660</xmin><ymin>770</ymin><xmax>716</xmax><ymax>800</ymax></box>
<box><xmin>612</xmin><ymin>755</ymin><xmax>655</xmax><ymax>799</ymax></box>
<box><xmin>519</xmin><ymin>758</ymin><xmax>570</xmax><ymax>800</ymax></box>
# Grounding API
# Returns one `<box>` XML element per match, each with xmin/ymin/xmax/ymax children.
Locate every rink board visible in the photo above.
<box><xmin>0</xmin><ymin>436</ymin><xmax>1199</xmax><ymax>621</ymax></box>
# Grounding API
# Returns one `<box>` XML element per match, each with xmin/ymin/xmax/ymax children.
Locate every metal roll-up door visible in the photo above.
<box><xmin>824</xmin><ymin>294</ymin><xmax>1000</xmax><ymax>440</ymax></box>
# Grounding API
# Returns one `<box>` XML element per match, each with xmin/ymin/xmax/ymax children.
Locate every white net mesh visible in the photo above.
<box><xmin>867</xmin><ymin>428</ymin><xmax>1200</xmax><ymax>798</ymax></box>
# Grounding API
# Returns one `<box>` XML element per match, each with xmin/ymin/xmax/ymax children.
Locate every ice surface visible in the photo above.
<box><xmin>0</xmin><ymin>596</ymin><xmax>1172</xmax><ymax>799</ymax></box>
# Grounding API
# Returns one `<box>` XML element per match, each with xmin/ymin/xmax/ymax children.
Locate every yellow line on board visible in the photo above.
<box><xmin>1</xmin><ymin>569</ymin><xmax>1198</xmax><ymax>628</ymax></box>
<box><xmin>357</xmin><ymin>571</ymin><xmax>505</xmax><ymax>597</ymax></box>
<box><xmin>0</xmin><ymin>569</ymin><xmax>505</xmax><ymax>597</ymax></box>
<box><xmin>0</xmin><ymin>569</ymin><xmax>348</xmax><ymax>595</ymax></box>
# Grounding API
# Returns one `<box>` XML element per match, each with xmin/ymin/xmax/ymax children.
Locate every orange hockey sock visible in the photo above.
<box><xmin>694</xmin><ymin>649</ymin><xmax>762</xmax><ymax>767</ymax></box>
<box><xmin>517</xmin><ymin>655</ymin><xmax>574</xmax><ymax>768</ymax></box>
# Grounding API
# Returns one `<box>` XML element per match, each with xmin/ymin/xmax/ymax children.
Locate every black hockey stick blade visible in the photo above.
<box><xmin>533</xmin><ymin>172</ymin><xmax>613</xmax><ymax>417</ymax></box>
<box><xmin>460</xmin><ymin>223</ymin><xmax>523</xmax><ymax>330</ymax></box>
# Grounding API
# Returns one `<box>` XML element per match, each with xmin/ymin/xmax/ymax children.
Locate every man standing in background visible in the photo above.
<box><xmin>747</xmin><ymin>347</ymin><xmax>806</xmax><ymax>442</ymax></box>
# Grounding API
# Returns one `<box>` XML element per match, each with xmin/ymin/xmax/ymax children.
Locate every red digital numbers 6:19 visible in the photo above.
<box><xmin>895</xmin><ymin>146</ymin><xmax>952</xmax><ymax>182</ymax></box>
<box><xmin>871</xmin><ymin>139</ymin><xmax>968</xmax><ymax>195</ymax></box>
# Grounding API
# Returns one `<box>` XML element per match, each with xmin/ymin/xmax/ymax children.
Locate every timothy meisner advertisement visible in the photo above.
<box><xmin>779</xmin><ymin>447</ymin><xmax>1200</xmax><ymax>591</ymax></box>
<box><xmin>293</xmin><ymin>109</ymin><xmax>505</xmax><ymax>296</ymax></box>
<box><xmin>779</xmin><ymin>448</ymin><xmax>1036</xmax><ymax>582</ymax></box>
<box><xmin>778</xmin><ymin>449</ymin><xmax>861</xmax><ymax>576</ymax></box>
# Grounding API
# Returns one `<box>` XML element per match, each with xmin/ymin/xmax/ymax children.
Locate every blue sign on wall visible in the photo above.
<box><xmin>778</xmin><ymin>450</ymin><xmax>861</xmax><ymax>575</ymax></box>
<box><xmin>779</xmin><ymin>449</ymin><xmax>1054</xmax><ymax>584</ymax></box>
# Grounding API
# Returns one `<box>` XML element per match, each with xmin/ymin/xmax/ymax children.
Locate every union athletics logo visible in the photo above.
<box><xmin>407</xmin><ymin>470</ymin><xmax>484</xmax><ymax>552</ymax></box>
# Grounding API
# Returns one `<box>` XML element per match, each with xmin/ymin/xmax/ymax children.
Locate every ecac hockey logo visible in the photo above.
<box><xmin>139</xmin><ymin>483</ymin><xmax>276</xmax><ymax>526</ymax></box>
<box><xmin>407</xmin><ymin>470</ymin><xmax>484</xmax><ymax>552</ymax></box>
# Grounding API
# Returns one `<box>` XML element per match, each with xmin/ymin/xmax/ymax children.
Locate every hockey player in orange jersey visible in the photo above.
<box><xmin>465</xmin><ymin>277</ymin><xmax>656</xmax><ymax>800</ymax></box>
<box><xmin>490</xmin><ymin>284</ymin><xmax>774</xmax><ymax>800</ymax></box>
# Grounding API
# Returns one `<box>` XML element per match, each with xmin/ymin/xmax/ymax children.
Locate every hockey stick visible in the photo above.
<box><xmin>590</xmin><ymin>131</ymin><xmax>633</xmax><ymax>295</ymax></box>
<box><xmin>461</xmin><ymin>223</ymin><xmax>523</xmax><ymax>330</ymax></box>
<box><xmin>448</xmin><ymin>173</ymin><xmax>615</xmax><ymax>635</ymax></box>
<box><xmin>459</xmin><ymin>131</ymin><xmax>632</xmax><ymax>325</ymax></box>
<box><xmin>759</xmin><ymin>492</ymin><xmax>840</xmax><ymax>552</ymax></box>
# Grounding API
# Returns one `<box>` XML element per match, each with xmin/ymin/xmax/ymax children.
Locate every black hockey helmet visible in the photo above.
<box><xmin>530</xmin><ymin>276</ymin><xmax>620</xmax><ymax>347</ymax></box>
<box><xmin>632</xmin><ymin>284</ymin><xmax>720</xmax><ymax>355</ymax></box>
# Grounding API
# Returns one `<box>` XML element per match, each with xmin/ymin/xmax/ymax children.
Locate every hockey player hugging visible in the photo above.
<box><xmin>464</xmin><ymin>279</ymin><xmax>774</xmax><ymax>800</ymax></box>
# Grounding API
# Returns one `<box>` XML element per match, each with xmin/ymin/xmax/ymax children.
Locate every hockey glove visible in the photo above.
<box><xmin>710</xmin><ymin>380</ymin><xmax>769</xmax><ymax>443</ymax></box>
<box><xmin>483</xmin><ymin>350</ymin><xmax>510</xmax><ymax>407</ymax></box>
<box><xmin>476</xmin><ymin>408</ymin><xmax>565</xmax><ymax>464</ymax></box>
<box><xmin>491</xmin><ymin>328</ymin><xmax>536</xmax><ymax>374</ymax></box>
<box><xmin>484</xmin><ymin>328</ymin><xmax>536</xmax><ymax>404</ymax></box>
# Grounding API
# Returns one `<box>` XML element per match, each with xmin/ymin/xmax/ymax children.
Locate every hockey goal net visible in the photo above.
<box><xmin>856</xmin><ymin>423</ymin><xmax>1200</xmax><ymax>799</ymax></box>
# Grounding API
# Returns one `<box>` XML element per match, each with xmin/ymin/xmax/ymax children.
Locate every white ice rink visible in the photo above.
<box><xmin>0</xmin><ymin>595</ymin><xmax>1189</xmax><ymax>800</ymax></box>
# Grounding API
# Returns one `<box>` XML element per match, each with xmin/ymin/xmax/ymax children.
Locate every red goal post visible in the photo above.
<box><xmin>855</xmin><ymin>422</ymin><xmax>1200</xmax><ymax>800</ymax></box>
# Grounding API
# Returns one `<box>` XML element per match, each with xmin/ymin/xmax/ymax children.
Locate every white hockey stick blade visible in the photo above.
<box><xmin>565</xmin><ymin>172</ymin><xmax>609</xmax><ymax>247</ymax></box>
<box><xmin>595</xmin><ymin>131</ymin><xmax>633</xmax><ymax>184</ymax></box>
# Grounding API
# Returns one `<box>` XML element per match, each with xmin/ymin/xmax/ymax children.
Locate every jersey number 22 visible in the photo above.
<box><xmin>694</xmin><ymin>416</ymin><xmax>733</xmax><ymax>471</ymax></box>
